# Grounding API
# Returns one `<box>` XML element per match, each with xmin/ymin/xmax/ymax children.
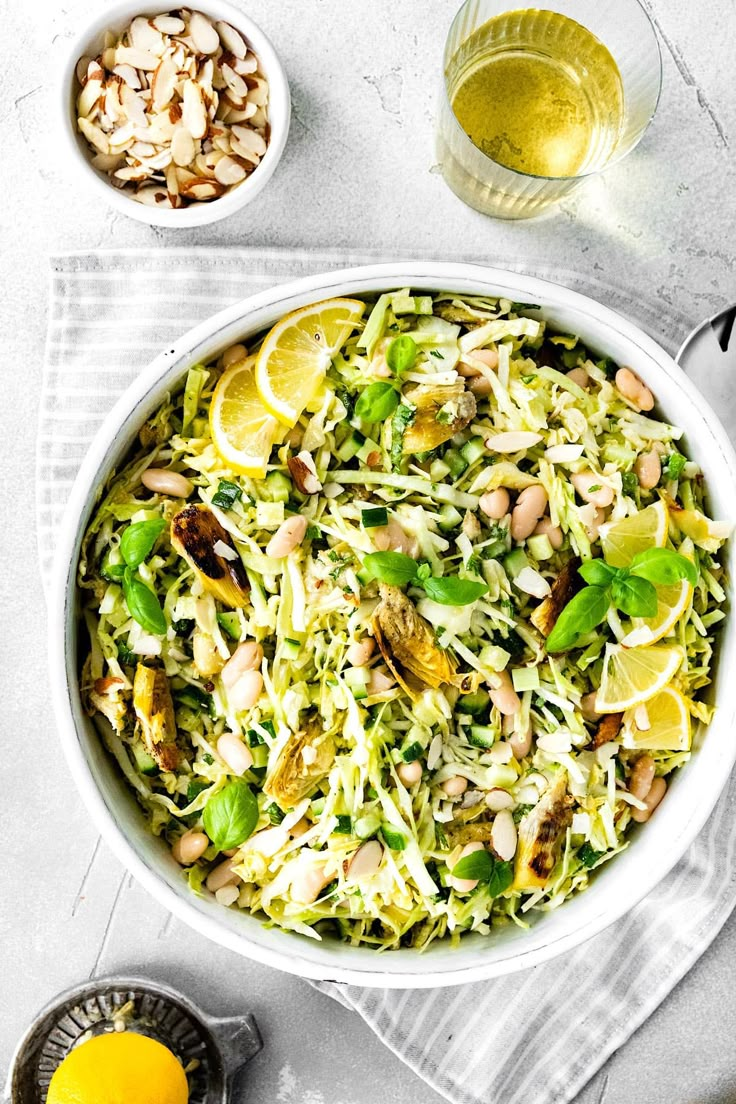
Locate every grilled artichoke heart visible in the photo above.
<box><xmin>401</xmin><ymin>382</ymin><xmax>476</xmax><ymax>454</ymax></box>
<box><xmin>132</xmin><ymin>664</ymin><xmax>181</xmax><ymax>770</ymax></box>
<box><xmin>531</xmin><ymin>556</ymin><xmax>581</xmax><ymax>638</ymax></box>
<box><xmin>372</xmin><ymin>584</ymin><xmax>458</xmax><ymax>698</ymax></box>
<box><xmin>265</xmin><ymin>717</ymin><xmax>335</xmax><ymax>806</ymax></box>
<box><xmin>171</xmin><ymin>504</ymin><xmax>248</xmax><ymax>607</ymax></box>
<box><xmin>513</xmin><ymin>772</ymin><xmax>573</xmax><ymax>890</ymax></box>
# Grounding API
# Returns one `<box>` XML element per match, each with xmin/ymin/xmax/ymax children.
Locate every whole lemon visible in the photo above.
<box><xmin>47</xmin><ymin>1031</ymin><xmax>189</xmax><ymax>1104</ymax></box>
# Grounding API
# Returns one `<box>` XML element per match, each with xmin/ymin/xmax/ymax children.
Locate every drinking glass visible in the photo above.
<box><xmin>435</xmin><ymin>0</ymin><xmax>662</xmax><ymax>219</ymax></box>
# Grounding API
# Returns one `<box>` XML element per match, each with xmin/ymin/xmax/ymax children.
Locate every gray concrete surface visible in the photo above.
<box><xmin>2</xmin><ymin>0</ymin><xmax>736</xmax><ymax>1100</ymax></box>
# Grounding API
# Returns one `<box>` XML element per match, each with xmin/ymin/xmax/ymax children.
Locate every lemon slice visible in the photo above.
<box><xmin>210</xmin><ymin>355</ymin><xmax>283</xmax><ymax>477</ymax></box>
<box><xmin>255</xmin><ymin>298</ymin><xmax>365</xmax><ymax>425</ymax></box>
<box><xmin>620</xmin><ymin>685</ymin><xmax>692</xmax><ymax>751</ymax></box>
<box><xmin>599</xmin><ymin>500</ymin><xmax>668</xmax><ymax>568</ymax></box>
<box><xmin>620</xmin><ymin>538</ymin><xmax>695</xmax><ymax>646</ymax></box>
<box><xmin>595</xmin><ymin>642</ymin><xmax>684</xmax><ymax>713</ymax></box>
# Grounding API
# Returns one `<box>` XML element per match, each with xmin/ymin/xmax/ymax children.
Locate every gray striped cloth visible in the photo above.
<box><xmin>39</xmin><ymin>249</ymin><xmax>736</xmax><ymax>1104</ymax></box>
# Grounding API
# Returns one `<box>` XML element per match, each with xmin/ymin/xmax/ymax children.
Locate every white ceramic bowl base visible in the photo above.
<box><xmin>49</xmin><ymin>263</ymin><xmax>736</xmax><ymax>987</ymax></box>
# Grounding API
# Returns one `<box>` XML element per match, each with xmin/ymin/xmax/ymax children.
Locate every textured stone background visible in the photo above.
<box><xmin>2</xmin><ymin>0</ymin><xmax>736</xmax><ymax>1100</ymax></box>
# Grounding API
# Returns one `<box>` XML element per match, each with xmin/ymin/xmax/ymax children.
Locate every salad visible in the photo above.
<box><xmin>79</xmin><ymin>289</ymin><xmax>730</xmax><ymax>950</ymax></box>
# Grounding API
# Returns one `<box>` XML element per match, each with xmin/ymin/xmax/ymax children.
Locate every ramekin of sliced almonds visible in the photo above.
<box><xmin>62</xmin><ymin>1</ymin><xmax>290</xmax><ymax>226</ymax></box>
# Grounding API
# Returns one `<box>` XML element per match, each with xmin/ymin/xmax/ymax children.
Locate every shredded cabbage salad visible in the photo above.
<box><xmin>79</xmin><ymin>290</ymin><xmax>730</xmax><ymax>950</ymax></box>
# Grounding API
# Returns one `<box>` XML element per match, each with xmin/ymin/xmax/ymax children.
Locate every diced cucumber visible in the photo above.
<box><xmin>311</xmin><ymin>797</ymin><xmax>326</xmax><ymax>816</ymax></box>
<box><xmin>264</xmin><ymin>470</ymin><xmax>292</xmax><ymax>503</ymax></box>
<box><xmin>131</xmin><ymin>742</ymin><xmax>158</xmax><ymax>775</ymax></box>
<box><xmin>381</xmin><ymin>825</ymin><xmax>407</xmax><ymax>850</ymax></box>
<box><xmin>438</xmin><ymin>503</ymin><xmax>463</xmax><ymax>532</ymax></box>
<box><xmin>527</xmin><ymin>534</ymin><xmax>554</xmax><ymax>561</ymax></box>
<box><xmin>256</xmin><ymin>500</ymin><xmax>284</xmax><ymax>528</ymax></box>
<box><xmin>504</xmin><ymin>549</ymin><xmax>529</xmax><ymax>579</ymax></box>
<box><xmin>444</xmin><ymin>448</ymin><xmax>468</xmax><ymax>478</ymax></box>
<box><xmin>356</xmin><ymin>436</ymin><xmax>381</xmax><ymax>463</ymax></box>
<box><xmin>336</xmin><ymin>428</ymin><xmax>365</xmax><ymax>462</ymax></box>
<box><xmin>460</xmin><ymin>436</ymin><xmax>487</xmax><ymax>466</ymax></box>
<box><xmin>456</xmin><ymin>688</ymin><xmax>491</xmax><ymax>716</ymax></box>
<box><xmin>429</xmin><ymin>458</ymin><xmax>452</xmax><ymax>482</ymax></box>
<box><xmin>334</xmin><ymin>814</ymin><xmax>352</xmax><ymax>835</ymax></box>
<box><xmin>355</xmin><ymin>812</ymin><xmax>381</xmax><ymax>839</ymax></box>
<box><xmin>282</xmin><ymin>638</ymin><xmax>301</xmax><ymax>659</ymax></box>
<box><xmin>468</xmin><ymin>725</ymin><xmax>497</xmax><ymax>749</ymax></box>
<box><xmin>392</xmin><ymin>292</ymin><xmax>417</xmax><ymax>315</ymax></box>
<box><xmin>216</xmin><ymin>612</ymin><xmax>241</xmax><ymax>640</ymax></box>
<box><xmin>344</xmin><ymin>666</ymin><xmax>368</xmax><ymax>700</ymax></box>
<box><xmin>401</xmin><ymin>740</ymin><xmax>424</xmax><ymax>763</ymax></box>
<box><xmin>361</xmin><ymin>506</ymin><xmax>389</xmax><ymax>528</ymax></box>
<box><xmin>251</xmin><ymin>744</ymin><xmax>269</xmax><ymax>768</ymax></box>
<box><xmin>511</xmin><ymin>666</ymin><xmax>540</xmax><ymax>692</ymax></box>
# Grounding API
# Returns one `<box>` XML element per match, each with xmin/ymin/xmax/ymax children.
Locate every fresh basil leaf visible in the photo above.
<box><xmin>611</xmin><ymin>573</ymin><xmax>658</xmax><ymax>618</ymax></box>
<box><xmin>355</xmin><ymin>382</ymin><xmax>399</xmax><ymax>423</ymax></box>
<box><xmin>362</xmin><ymin>551</ymin><xmax>419</xmax><ymax>587</ymax></box>
<box><xmin>578</xmin><ymin>559</ymin><xmax>617</xmax><ymax>587</ymax></box>
<box><xmin>211</xmin><ymin>479</ymin><xmax>243</xmax><ymax>510</ymax></box>
<box><xmin>122</xmin><ymin>568</ymin><xmax>167</xmax><ymax>635</ymax></box>
<box><xmin>452</xmin><ymin>848</ymin><xmax>492</xmax><ymax>881</ymax></box>
<box><xmin>621</xmin><ymin>471</ymin><xmax>639</xmax><ymax>497</ymax></box>
<box><xmin>662</xmin><ymin>452</ymin><xmax>687</xmax><ymax>481</ymax></box>
<box><xmin>487</xmin><ymin>857</ymin><xmax>514</xmax><ymax>897</ymax></box>
<box><xmin>578</xmin><ymin>842</ymin><xmax>604</xmax><ymax>869</ymax></box>
<box><xmin>421</xmin><ymin>576</ymin><xmax>488</xmax><ymax>606</ymax></box>
<box><xmin>629</xmin><ymin>547</ymin><xmax>697</xmax><ymax>587</ymax></box>
<box><xmin>386</xmin><ymin>334</ymin><xmax>417</xmax><ymax>375</ymax></box>
<box><xmin>545</xmin><ymin>585</ymin><xmax>610</xmax><ymax>653</ymax></box>
<box><xmin>120</xmin><ymin>518</ymin><xmax>166</xmax><ymax>568</ymax></box>
<box><xmin>202</xmin><ymin>779</ymin><xmax>258</xmax><ymax>850</ymax></box>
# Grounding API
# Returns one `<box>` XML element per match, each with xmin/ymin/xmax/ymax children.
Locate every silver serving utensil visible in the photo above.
<box><xmin>4</xmin><ymin>975</ymin><xmax>262</xmax><ymax>1104</ymax></box>
<box><xmin>676</xmin><ymin>304</ymin><xmax>736</xmax><ymax>422</ymax></box>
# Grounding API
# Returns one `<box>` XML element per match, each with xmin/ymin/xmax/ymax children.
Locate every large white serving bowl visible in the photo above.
<box><xmin>49</xmin><ymin>262</ymin><xmax>736</xmax><ymax>987</ymax></box>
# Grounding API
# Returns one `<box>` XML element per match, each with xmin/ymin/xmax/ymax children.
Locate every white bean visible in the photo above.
<box><xmin>489</xmin><ymin>669</ymin><xmax>520</xmax><ymax>716</ymax></box>
<box><xmin>479</xmin><ymin>487</ymin><xmax>510</xmax><ymax>519</ymax></box>
<box><xmin>206</xmin><ymin>857</ymin><xmax>238</xmax><ymax>892</ymax></box>
<box><xmin>366</xmin><ymin>667</ymin><xmax>396</xmax><ymax>695</ymax></box>
<box><xmin>580</xmin><ymin>691</ymin><xmax>601</xmax><ymax>721</ymax></box>
<box><xmin>571</xmin><ymin>472</ymin><xmax>614</xmax><ymax>508</ymax></box>
<box><xmin>631</xmin><ymin>776</ymin><xmax>666</xmax><ymax>823</ymax></box>
<box><xmin>347</xmin><ymin>840</ymin><xmax>383</xmax><ymax>881</ymax></box>
<box><xmin>449</xmin><ymin>841</ymin><xmax>485</xmax><ymax>893</ymax></box>
<box><xmin>566</xmin><ymin>366</ymin><xmax>589</xmax><ymax>389</ymax></box>
<box><xmin>616</xmin><ymin>367</ymin><xmax>654</xmax><ymax>412</ymax></box>
<box><xmin>473</xmin><ymin>347</ymin><xmax>499</xmax><ymax>370</ymax></box>
<box><xmin>533</xmin><ymin>516</ymin><xmax>563</xmax><ymax>549</ymax></box>
<box><xmin>221</xmin><ymin>641</ymin><xmax>262</xmax><ymax>688</ymax></box>
<box><xmin>221</xmin><ymin>343</ymin><xmax>247</xmax><ymax>367</ymax></box>
<box><xmin>629</xmin><ymin>755</ymin><xmax>656</xmax><ymax>802</ymax></box>
<box><xmin>141</xmin><ymin>468</ymin><xmax>192</xmax><ymax>498</ymax></box>
<box><xmin>634</xmin><ymin>449</ymin><xmax>661</xmax><ymax>490</ymax></box>
<box><xmin>485</xmin><ymin>788</ymin><xmax>515</xmax><ymax>812</ymax></box>
<box><xmin>227</xmin><ymin>669</ymin><xmax>263</xmax><ymax>712</ymax></box>
<box><xmin>397</xmin><ymin>760</ymin><xmax>422</xmax><ymax>786</ymax></box>
<box><xmin>215</xmin><ymin>883</ymin><xmax>240</xmax><ymax>906</ymax></box>
<box><xmin>291</xmin><ymin>862</ymin><xmax>332</xmax><ymax>904</ymax></box>
<box><xmin>441</xmin><ymin>774</ymin><xmax>468</xmax><ymax>796</ymax></box>
<box><xmin>172</xmin><ymin>829</ymin><xmax>209</xmax><ymax>865</ymax></box>
<box><xmin>346</xmin><ymin>637</ymin><xmax>375</xmax><ymax>667</ymax></box>
<box><xmin>266</xmin><ymin>515</ymin><xmax>308</xmax><ymax>558</ymax></box>
<box><xmin>491</xmin><ymin>809</ymin><xmax>518</xmax><ymax>861</ymax></box>
<box><xmin>509</xmin><ymin>723</ymin><xmax>532</xmax><ymax>759</ymax></box>
<box><xmin>583</xmin><ymin>506</ymin><xmax>608</xmax><ymax>541</ymax></box>
<box><xmin>217</xmin><ymin>732</ymin><xmax>254</xmax><ymax>775</ymax></box>
<box><xmin>468</xmin><ymin>375</ymin><xmax>493</xmax><ymax>397</ymax></box>
<box><xmin>373</xmin><ymin>517</ymin><xmax>418</xmax><ymax>557</ymax></box>
<box><xmin>193</xmin><ymin>630</ymin><xmax>225</xmax><ymax>677</ymax></box>
<box><xmin>511</xmin><ymin>485</ymin><xmax>548</xmax><ymax>541</ymax></box>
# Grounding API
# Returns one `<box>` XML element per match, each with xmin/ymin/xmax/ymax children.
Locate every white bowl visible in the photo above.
<box><xmin>59</xmin><ymin>0</ymin><xmax>291</xmax><ymax>228</ymax></box>
<box><xmin>49</xmin><ymin>262</ymin><xmax>736</xmax><ymax>987</ymax></box>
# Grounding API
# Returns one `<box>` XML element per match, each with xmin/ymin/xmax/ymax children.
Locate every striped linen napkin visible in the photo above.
<box><xmin>39</xmin><ymin>249</ymin><xmax>736</xmax><ymax>1104</ymax></box>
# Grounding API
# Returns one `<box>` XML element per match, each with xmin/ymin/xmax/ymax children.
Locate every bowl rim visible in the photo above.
<box><xmin>48</xmin><ymin>261</ymin><xmax>736</xmax><ymax>987</ymax></box>
<box><xmin>58</xmin><ymin>0</ymin><xmax>291</xmax><ymax>228</ymax></box>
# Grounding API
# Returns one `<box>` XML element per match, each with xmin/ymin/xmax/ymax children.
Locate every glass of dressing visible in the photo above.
<box><xmin>435</xmin><ymin>1</ymin><xmax>662</xmax><ymax>219</ymax></box>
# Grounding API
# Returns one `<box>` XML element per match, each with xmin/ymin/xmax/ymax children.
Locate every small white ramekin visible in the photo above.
<box><xmin>59</xmin><ymin>0</ymin><xmax>291</xmax><ymax>228</ymax></box>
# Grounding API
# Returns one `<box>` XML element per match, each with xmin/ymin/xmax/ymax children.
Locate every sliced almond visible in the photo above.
<box><xmin>115</xmin><ymin>45</ymin><xmax>160</xmax><ymax>71</ymax></box>
<box><xmin>221</xmin><ymin>62</ymin><xmax>248</xmax><ymax>100</ymax></box>
<box><xmin>75</xmin><ymin>55</ymin><xmax>92</xmax><ymax>84</ymax></box>
<box><xmin>171</xmin><ymin>126</ymin><xmax>197</xmax><ymax>166</ymax></box>
<box><xmin>146</xmin><ymin>112</ymin><xmax>176</xmax><ymax>144</ymax></box>
<box><xmin>77</xmin><ymin>78</ymin><xmax>103</xmax><ymax>118</ymax></box>
<box><xmin>168</xmin><ymin>101</ymin><xmax>183</xmax><ymax>124</ymax></box>
<box><xmin>151</xmin><ymin>56</ymin><xmax>178</xmax><ymax>110</ymax></box>
<box><xmin>153</xmin><ymin>13</ymin><xmax>186</xmax><ymax>34</ymax></box>
<box><xmin>249</xmin><ymin>106</ymin><xmax>267</xmax><ymax>128</ymax></box>
<box><xmin>215</xmin><ymin>20</ymin><xmax>247</xmax><ymax>59</ymax></box>
<box><xmin>101</xmin><ymin>47</ymin><xmax>117</xmax><ymax>69</ymax></box>
<box><xmin>246</xmin><ymin>79</ymin><xmax>269</xmax><ymax>106</ymax></box>
<box><xmin>120</xmin><ymin>83</ymin><xmax>148</xmax><ymax>127</ymax></box>
<box><xmin>165</xmin><ymin>163</ymin><xmax>180</xmax><ymax>195</ymax></box>
<box><xmin>112</xmin><ymin>63</ymin><xmax>142</xmax><ymax>89</ymax></box>
<box><xmin>129</xmin><ymin>140</ymin><xmax>156</xmax><ymax>158</ymax></box>
<box><xmin>108</xmin><ymin>121</ymin><xmax>135</xmax><ymax>149</ymax></box>
<box><xmin>232</xmin><ymin>53</ymin><xmax>258</xmax><ymax>76</ymax></box>
<box><xmin>115</xmin><ymin>164</ymin><xmax>153</xmax><ymax>182</ymax></box>
<box><xmin>91</xmin><ymin>151</ymin><xmax>126</xmax><ymax>171</ymax></box>
<box><xmin>189</xmin><ymin>11</ymin><xmax>221</xmax><ymax>54</ymax></box>
<box><xmin>182</xmin><ymin>79</ymin><xmax>207</xmax><ymax>138</ymax></box>
<box><xmin>219</xmin><ymin>102</ymin><xmax>256</xmax><ymax>124</ymax></box>
<box><xmin>179</xmin><ymin>177</ymin><xmax>225</xmax><ymax>200</ymax></box>
<box><xmin>194</xmin><ymin>151</ymin><xmax>219</xmax><ymax>178</ymax></box>
<box><xmin>213</xmin><ymin>155</ymin><xmax>246</xmax><ymax>186</ymax></box>
<box><xmin>78</xmin><ymin>116</ymin><xmax>110</xmax><ymax>154</ymax></box>
<box><xmin>130</xmin><ymin>16</ymin><xmax>166</xmax><ymax>56</ymax></box>
<box><xmin>135</xmin><ymin>185</ymin><xmax>174</xmax><ymax>207</ymax></box>
<box><xmin>232</xmin><ymin>124</ymin><xmax>267</xmax><ymax>157</ymax></box>
<box><xmin>143</xmin><ymin>149</ymin><xmax>174</xmax><ymax>171</ymax></box>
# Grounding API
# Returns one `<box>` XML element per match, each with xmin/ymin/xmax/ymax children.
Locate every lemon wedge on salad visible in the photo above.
<box><xmin>210</xmin><ymin>355</ymin><xmax>282</xmax><ymax>477</ymax></box>
<box><xmin>620</xmin><ymin>685</ymin><xmax>692</xmax><ymax>751</ymax></box>
<box><xmin>255</xmin><ymin>298</ymin><xmax>365</xmax><ymax>425</ymax></box>
<box><xmin>599</xmin><ymin>500</ymin><xmax>668</xmax><ymax>568</ymax></box>
<box><xmin>595</xmin><ymin>642</ymin><xmax>684</xmax><ymax>713</ymax></box>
